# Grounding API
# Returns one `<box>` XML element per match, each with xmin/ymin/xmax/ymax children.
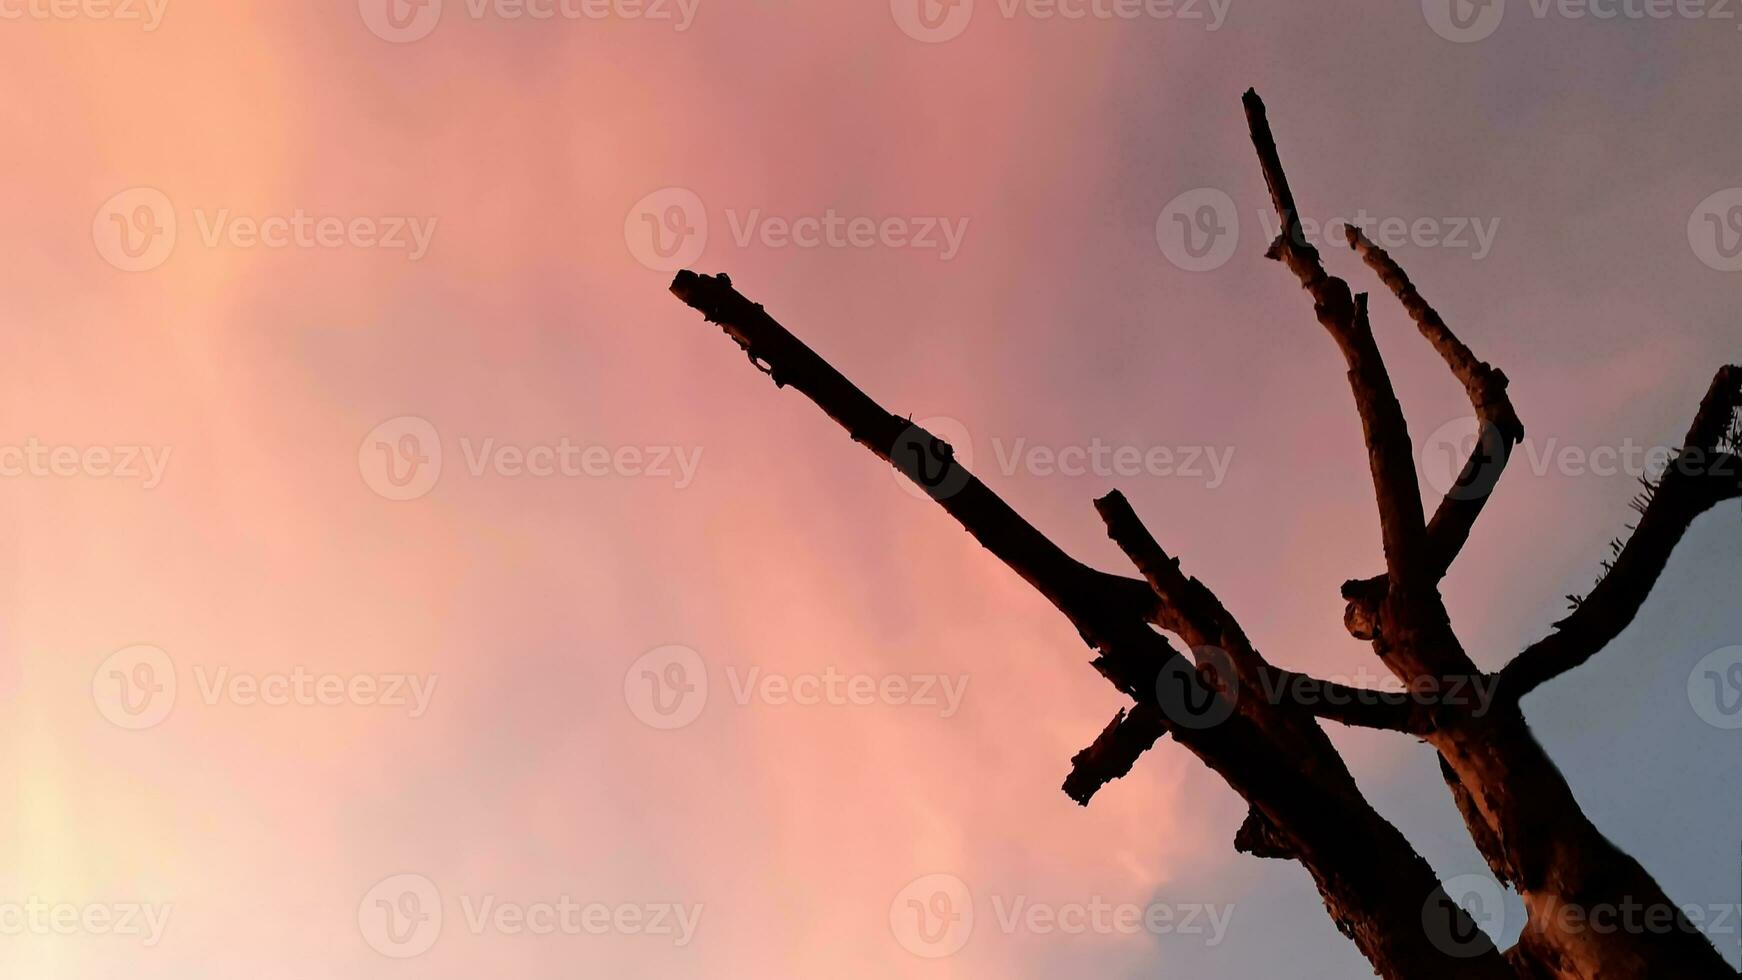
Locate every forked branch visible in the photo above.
<box><xmin>1096</xmin><ymin>490</ymin><xmax>1425</xmax><ymax>734</ymax></box>
<box><xmin>1340</xmin><ymin>227</ymin><xmax>1526</xmax><ymax>631</ymax></box>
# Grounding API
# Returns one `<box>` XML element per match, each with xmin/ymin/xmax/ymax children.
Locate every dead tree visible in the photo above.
<box><xmin>665</xmin><ymin>91</ymin><xmax>1742</xmax><ymax>979</ymax></box>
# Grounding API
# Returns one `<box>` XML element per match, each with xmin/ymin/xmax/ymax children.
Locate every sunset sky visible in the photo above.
<box><xmin>2</xmin><ymin>0</ymin><xmax>1740</xmax><ymax>976</ymax></box>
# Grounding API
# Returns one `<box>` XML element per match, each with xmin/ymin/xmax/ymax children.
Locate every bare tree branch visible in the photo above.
<box><xmin>1063</xmin><ymin>705</ymin><xmax>1168</xmax><ymax>804</ymax></box>
<box><xmin>669</xmin><ymin>271</ymin><xmax>1115</xmax><ymax>627</ymax></box>
<box><xmin>1095</xmin><ymin>489</ymin><xmax>1425</xmax><ymax>733</ymax></box>
<box><xmin>1497</xmin><ymin>365</ymin><xmax>1741</xmax><ymax>700</ymax></box>
<box><xmin>668</xmin><ymin>269</ymin><xmax>1514</xmax><ymax>978</ymax></box>
<box><xmin>671</xmin><ymin>80</ymin><xmax>1742</xmax><ymax>975</ymax></box>
<box><xmin>1235</xmin><ymin>95</ymin><xmax>1732</xmax><ymax>975</ymax></box>
<box><xmin>1339</xmin><ymin>226</ymin><xmax>1526</xmax><ymax>632</ymax></box>
<box><xmin>1242</xmin><ymin>90</ymin><xmax>1432</xmax><ymax>612</ymax></box>
<box><xmin>1265</xmin><ymin>667</ymin><xmax>1428</xmax><ymax>733</ymax></box>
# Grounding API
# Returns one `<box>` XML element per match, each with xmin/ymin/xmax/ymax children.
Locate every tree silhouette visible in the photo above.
<box><xmin>666</xmin><ymin>91</ymin><xmax>1742</xmax><ymax>979</ymax></box>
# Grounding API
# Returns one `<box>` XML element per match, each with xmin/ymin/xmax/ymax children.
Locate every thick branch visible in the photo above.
<box><xmin>1497</xmin><ymin>366</ymin><xmax>1741</xmax><ymax>700</ymax></box>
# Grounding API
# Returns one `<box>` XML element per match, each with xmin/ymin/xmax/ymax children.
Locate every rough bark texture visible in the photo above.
<box><xmin>664</xmin><ymin>91</ymin><xmax>1742</xmax><ymax>979</ymax></box>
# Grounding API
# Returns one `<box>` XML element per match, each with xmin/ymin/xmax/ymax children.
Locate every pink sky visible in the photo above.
<box><xmin>2</xmin><ymin>1</ymin><xmax>1740</xmax><ymax>976</ymax></box>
